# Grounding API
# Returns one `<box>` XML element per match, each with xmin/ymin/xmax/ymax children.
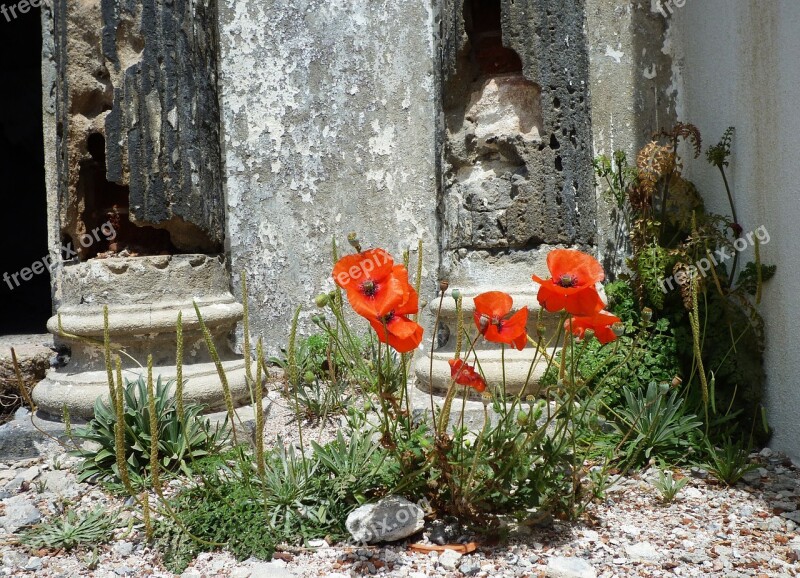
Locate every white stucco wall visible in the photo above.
<box><xmin>669</xmin><ymin>0</ymin><xmax>800</xmax><ymax>459</ymax></box>
<box><xmin>217</xmin><ymin>1</ymin><xmax>440</xmax><ymax>354</ymax></box>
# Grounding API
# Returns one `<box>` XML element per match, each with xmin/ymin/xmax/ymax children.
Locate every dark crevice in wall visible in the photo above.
<box><xmin>71</xmin><ymin>132</ymin><xmax>176</xmax><ymax>260</ymax></box>
<box><xmin>0</xmin><ymin>9</ymin><xmax>50</xmax><ymax>334</ymax></box>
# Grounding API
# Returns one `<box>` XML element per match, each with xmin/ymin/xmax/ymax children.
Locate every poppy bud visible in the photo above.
<box><xmin>420</xmin><ymin>300</ymin><xmax>428</xmax><ymax>309</ymax></box>
<box><xmin>311</xmin><ymin>314</ymin><xmax>325</xmax><ymax>325</ymax></box>
<box><xmin>583</xmin><ymin>328</ymin><xmax>595</xmax><ymax>341</ymax></box>
<box><xmin>439</xmin><ymin>279</ymin><xmax>450</xmax><ymax>293</ymax></box>
<box><xmin>315</xmin><ymin>293</ymin><xmax>329</xmax><ymax>308</ymax></box>
<box><xmin>612</xmin><ymin>322</ymin><xmax>625</xmax><ymax>337</ymax></box>
<box><xmin>347</xmin><ymin>232</ymin><xmax>362</xmax><ymax>253</ymax></box>
<box><xmin>480</xmin><ymin>391</ymin><xmax>492</xmax><ymax>403</ymax></box>
<box><xmin>641</xmin><ymin>307</ymin><xmax>653</xmax><ymax>322</ymax></box>
<box><xmin>536</xmin><ymin>323</ymin><xmax>547</xmax><ymax>338</ymax></box>
<box><xmin>451</xmin><ymin>289</ymin><xmax>461</xmax><ymax>301</ymax></box>
<box><xmin>671</xmin><ymin>376</ymin><xmax>683</xmax><ymax>388</ymax></box>
<box><xmin>303</xmin><ymin>371</ymin><xmax>315</xmax><ymax>384</ymax></box>
<box><xmin>517</xmin><ymin>411</ymin><xmax>530</xmax><ymax>426</ymax></box>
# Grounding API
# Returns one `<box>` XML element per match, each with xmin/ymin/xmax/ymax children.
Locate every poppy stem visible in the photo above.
<box><xmin>428</xmin><ymin>289</ymin><xmax>446</xmax><ymax>426</ymax></box>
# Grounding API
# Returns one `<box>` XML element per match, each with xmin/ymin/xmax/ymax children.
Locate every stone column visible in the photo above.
<box><xmin>417</xmin><ymin>0</ymin><xmax>597</xmax><ymax>394</ymax></box>
<box><xmin>34</xmin><ymin>0</ymin><xmax>247</xmax><ymax>418</ymax></box>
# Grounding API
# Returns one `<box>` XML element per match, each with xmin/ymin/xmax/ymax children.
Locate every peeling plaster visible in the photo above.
<box><xmin>218</xmin><ymin>0</ymin><xmax>439</xmax><ymax>354</ymax></box>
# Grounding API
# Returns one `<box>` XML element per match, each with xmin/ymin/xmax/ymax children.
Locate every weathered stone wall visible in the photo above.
<box><xmin>51</xmin><ymin>0</ymin><xmax>224</xmax><ymax>272</ymax></box>
<box><xmin>218</xmin><ymin>0</ymin><xmax>440</xmax><ymax>353</ymax></box>
<box><xmin>585</xmin><ymin>0</ymin><xmax>677</xmax><ymax>276</ymax></box>
<box><xmin>439</xmin><ymin>0</ymin><xmax>596</xmax><ymax>260</ymax></box>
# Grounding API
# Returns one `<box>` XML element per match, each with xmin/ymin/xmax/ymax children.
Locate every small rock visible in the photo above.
<box><xmin>682</xmin><ymin>487</ymin><xmax>703</xmax><ymax>500</ymax></box>
<box><xmin>112</xmin><ymin>541</ymin><xmax>134</xmax><ymax>557</ymax></box>
<box><xmin>249</xmin><ymin>561</ymin><xmax>294</xmax><ymax>578</ymax></box>
<box><xmin>23</xmin><ymin>557</ymin><xmax>41</xmax><ymax>572</ymax></box>
<box><xmin>624</xmin><ymin>542</ymin><xmax>661</xmax><ymax>563</ymax></box>
<box><xmin>438</xmin><ymin>549</ymin><xmax>462</xmax><ymax>570</ymax></box>
<box><xmin>620</xmin><ymin>524</ymin><xmax>641</xmax><ymax>536</ymax></box>
<box><xmin>0</xmin><ymin>496</ymin><xmax>41</xmax><ymax>532</ymax></box>
<box><xmin>1</xmin><ymin>550</ymin><xmax>29</xmax><ymax>569</ymax></box>
<box><xmin>37</xmin><ymin>471</ymin><xmax>80</xmax><ymax>497</ymax></box>
<box><xmin>345</xmin><ymin>496</ymin><xmax>425</xmax><ymax>544</ymax></box>
<box><xmin>3</xmin><ymin>466</ymin><xmax>40</xmax><ymax>491</ymax></box>
<box><xmin>459</xmin><ymin>559</ymin><xmax>481</xmax><ymax>576</ymax></box>
<box><xmin>546</xmin><ymin>556</ymin><xmax>597</xmax><ymax>578</ymax></box>
<box><xmin>230</xmin><ymin>568</ymin><xmax>252</xmax><ymax>578</ymax></box>
<box><xmin>114</xmin><ymin>566</ymin><xmax>135</xmax><ymax>576</ymax></box>
<box><xmin>788</xmin><ymin>537</ymin><xmax>800</xmax><ymax>561</ymax></box>
<box><xmin>690</xmin><ymin>467</ymin><xmax>708</xmax><ymax>479</ymax></box>
<box><xmin>180</xmin><ymin>571</ymin><xmax>202</xmax><ymax>578</ymax></box>
<box><xmin>678</xmin><ymin>552</ymin><xmax>709</xmax><ymax>564</ymax></box>
<box><xmin>307</xmin><ymin>538</ymin><xmax>328</xmax><ymax>548</ymax></box>
<box><xmin>771</xmin><ymin>501</ymin><xmax>797</xmax><ymax>512</ymax></box>
<box><xmin>429</xmin><ymin>518</ymin><xmax>462</xmax><ymax>545</ymax></box>
<box><xmin>780</xmin><ymin>511</ymin><xmax>800</xmax><ymax>524</ymax></box>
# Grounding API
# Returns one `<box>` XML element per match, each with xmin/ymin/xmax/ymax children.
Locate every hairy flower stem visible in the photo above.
<box><xmin>175</xmin><ymin>311</ymin><xmax>184</xmax><ymax>425</ymax></box>
<box><xmin>241</xmin><ymin>271</ymin><xmax>252</xmax><ymax>386</ymax></box>
<box><xmin>428</xmin><ymin>290</ymin><xmax>446</xmax><ymax>425</ymax></box>
<box><xmin>146</xmin><ymin>355</ymin><xmax>161</xmax><ymax>493</ymax></box>
<box><xmin>717</xmin><ymin>165</ymin><xmax>740</xmax><ymax>286</ymax></box>
<box><xmin>688</xmin><ymin>279</ymin><xmax>710</xmax><ymax>429</ymax></box>
<box><xmin>436</xmin><ymin>333</ymin><xmax>480</xmax><ymax>437</ymax></box>
<box><xmin>193</xmin><ymin>302</ymin><xmax>240</xmax><ymax>446</ymax></box>
<box><xmin>10</xmin><ymin>348</ymin><xmax>36</xmax><ymax>410</ymax></box>
<box><xmin>374</xmin><ymin>341</ymin><xmax>393</xmax><ymax>446</ymax></box>
<box><xmin>113</xmin><ymin>357</ymin><xmax>134</xmax><ymax>495</ymax></box>
<box><xmin>255</xmin><ymin>338</ymin><xmax>265</xmax><ymax>478</ymax></box>
<box><xmin>287</xmin><ymin>305</ymin><xmax>301</xmax><ymax>390</ymax></box>
<box><xmin>142</xmin><ymin>492</ymin><xmax>153</xmax><ymax>541</ymax></box>
<box><xmin>103</xmin><ymin>307</ymin><xmax>116</xmax><ymax>410</ymax></box>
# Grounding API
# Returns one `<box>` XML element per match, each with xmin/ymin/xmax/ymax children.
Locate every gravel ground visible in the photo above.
<box><xmin>0</xmin><ymin>405</ymin><xmax>798</xmax><ymax>578</ymax></box>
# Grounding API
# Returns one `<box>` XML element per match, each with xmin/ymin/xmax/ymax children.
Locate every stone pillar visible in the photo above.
<box><xmin>418</xmin><ymin>0</ymin><xmax>597</xmax><ymax>394</ymax></box>
<box><xmin>216</xmin><ymin>0</ymin><xmax>440</xmax><ymax>355</ymax></box>
<box><xmin>34</xmin><ymin>0</ymin><xmax>246</xmax><ymax>418</ymax></box>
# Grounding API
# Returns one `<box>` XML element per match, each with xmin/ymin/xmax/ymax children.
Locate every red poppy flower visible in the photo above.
<box><xmin>333</xmin><ymin>249</ymin><xmax>406</xmax><ymax>318</ymax></box>
<box><xmin>532</xmin><ymin>249</ymin><xmax>605</xmax><ymax>316</ymax></box>
<box><xmin>566</xmin><ymin>310</ymin><xmax>621</xmax><ymax>344</ymax></box>
<box><xmin>473</xmin><ymin>291</ymin><xmax>528</xmax><ymax>350</ymax></box>
<box><xmin>448</xmin><ymin>359</ymin><xmax>486</xmax><ymax>393</ymax></box>
<box><xmin>368</xmin><ymin>265</ymin><xmax>423</xmax><ymax>353</ymax></box>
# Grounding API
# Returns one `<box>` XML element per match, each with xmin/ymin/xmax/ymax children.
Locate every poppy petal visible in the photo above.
<box><xmin>546</xmin><ymin>249</ymin><xmax>605</xmax><ymax>286</ymax></box>
<box><xmin>535</xmin><ymin>282</ymin><xmax>569</xmax><ymax>313</ymax></box>
<box><xmin>333</xmin><ymin>248</ymin><xmax>394</xmax><ymax>289</ymax></box>
<box><xmin>564</xmin><ymin>286</ymin><xmax>604</xmax><ymax>317</ymax></box>
<box><xmin>473</xmin><ymin>291</ymin><xmax>513</xmax><ymax>319</ymax></box>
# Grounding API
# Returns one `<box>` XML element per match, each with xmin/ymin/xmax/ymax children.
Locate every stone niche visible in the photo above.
<box><xmin>418</xmin><ymin>0</ymin><xmax>596</xmax><ymax>394</ymax></box>
<box><xmin>35</xmin><ymin>0</ymin><xmax>246</xmax><ymax>418</ymax></box>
